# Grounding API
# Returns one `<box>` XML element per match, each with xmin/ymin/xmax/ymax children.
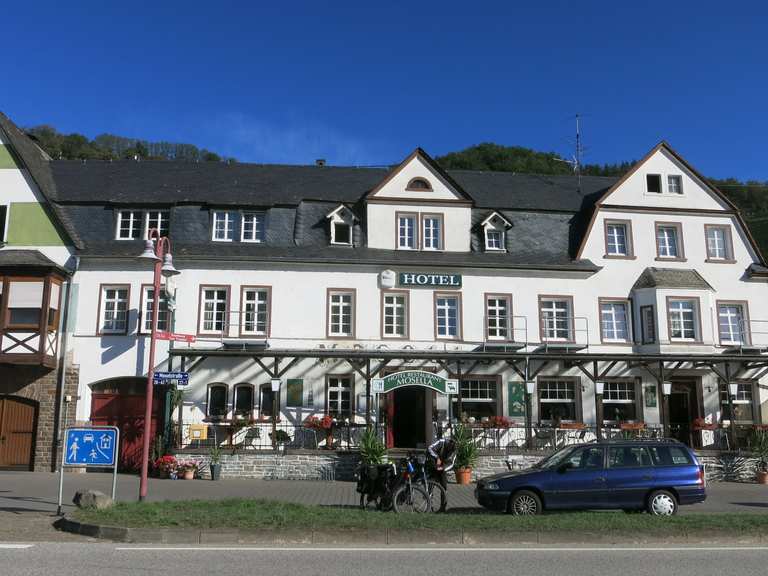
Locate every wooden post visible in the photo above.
<box><xmin>593</xmin><ymin>360</ymin><xmax>602</xmax><ymax>442</ymax></box>
<box><xmin>272</xmin><ymin>357</ymin><xmax>280</xmax><ymax>451</ymax></box>
<box><xmin>660</xmin><ymin>361</ymin><xmax>670</xmax><ymax>439</ymax></box>
<box><xmin>456</xmin><ymin>361</ymin><xmax>463</xmax><ymax>422</ymax></box>
<box><xmin>365</xmin><ymin>358</ymin><xmax>372</xmax><ymax>429</ymax></box>
<box><xmin>725</xmin><ymin>362</ymin><xmax>738</xmax><ymax>450</ymax></box>
<box><xmin>525</xmin><ymin>358</ymin><xmax>533</xmax><ymax>450</ymax></box>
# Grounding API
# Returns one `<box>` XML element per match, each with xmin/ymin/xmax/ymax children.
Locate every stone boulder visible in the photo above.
<box><xmin>72</xmin><ymin>489</ymin><xmax>113</xmax><ymax>510</ymax></box>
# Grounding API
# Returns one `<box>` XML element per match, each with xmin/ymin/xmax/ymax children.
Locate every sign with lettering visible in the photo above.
<box><xmin>397</xmin><ymin>272</ymin><xmax>462</xmax><ymax>288</ymax></box>
<box><xmin>156</xmin><ymin>331</ymin><xmax>196</xmax><ymax>343</ymax></box>
<box><xmin>153</xmin><ymin>371</ymin><xmax>189</xmax><ymax>387</ymax></box>
<box><xmin>372</xmin><ymin>370</ymin><xmax>458</xmax><ymax>395</ymax></box>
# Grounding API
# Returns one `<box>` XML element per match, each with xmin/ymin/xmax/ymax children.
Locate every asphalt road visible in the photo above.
<box><xmin>2</xmin><ymin>543</ymin><xmax>768</xmax><ymax>576</ymax></box>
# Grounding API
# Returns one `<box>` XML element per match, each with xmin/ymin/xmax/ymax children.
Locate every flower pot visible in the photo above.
<box><xmin>757</xmin><ymin>470</ymin><xmax>768</xmax><ymax>485</ymax></box>
<box><xmin>210</xmin><ymin>463</ymin><xmax>221</xmax><ymax>481</ymax></box>
<box><xmin>455</xmin><ymin>467</ymin><xmax>472</xmax><ymax>485</ymax></box>
<box><xmin>182</xmin><ymin>469</ymin><xmax>195</xmax><ymax>480</ymax></box>
<box><xmin>325</xmin><ymin>431</ymin><xmax>335</xmax><ymax>450</ymax></box>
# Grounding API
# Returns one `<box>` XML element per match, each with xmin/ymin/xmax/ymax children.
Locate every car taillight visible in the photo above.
<box><xmin>698</xmin><ymin>465</ymin><xmax>706</xmax><ymax>486</ymax></box>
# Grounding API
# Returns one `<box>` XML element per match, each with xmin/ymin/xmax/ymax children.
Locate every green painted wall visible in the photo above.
<box><xmin>6</xmin><ymin>203</ymin><xmax>66</xmax><ymax>246</ymax></box>
<box><xmin>0</xmin><ymin>144</ymin><xmax>19</xmax><ymax>169</ymax></box>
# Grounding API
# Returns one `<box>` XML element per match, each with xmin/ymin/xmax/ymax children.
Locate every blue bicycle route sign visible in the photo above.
<box><xmin>64</xmin><ymin>427</ymin><xmax>118</xmax><ymax>467</ymax></box>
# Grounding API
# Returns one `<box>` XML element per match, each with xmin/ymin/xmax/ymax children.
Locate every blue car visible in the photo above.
<box><xmin>475</xmin><ymin>439</ymin><xmax>706</xmax><ymax>516</ymax></box>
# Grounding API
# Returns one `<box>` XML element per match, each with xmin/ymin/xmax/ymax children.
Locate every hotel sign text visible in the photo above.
<box><xmin>397</xmin><ymin>272</ymin><xmax>462</xmax><ymax>288</ymax></box>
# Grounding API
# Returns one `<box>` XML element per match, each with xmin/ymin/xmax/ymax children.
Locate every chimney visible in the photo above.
<box><xmin>315</xmin><ymin>159</ymin><xmax>326</xmax><ymax>167</ymax></box>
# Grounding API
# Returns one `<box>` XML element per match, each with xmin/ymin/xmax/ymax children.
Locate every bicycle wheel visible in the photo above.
<box><xmin>425</xmin><ymin>480</ymin><xmax>447</xmax><ymax>513</ymax></box>
<box><xmin>392</xmin><ymin>484</ymin><xmax>430</xmax><ymax>514</ymax></box>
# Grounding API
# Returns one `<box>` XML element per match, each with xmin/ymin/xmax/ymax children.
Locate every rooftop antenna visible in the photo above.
<box><xmin>553</xmin><ymin>114</ymin><xmax>583</xmax><ymax>190</ymax></box>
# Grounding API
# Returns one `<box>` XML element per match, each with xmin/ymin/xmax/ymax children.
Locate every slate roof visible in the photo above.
<box><xmin>48</xmin><ymin>159</ymin><xmax>615</xmax><ymax>211</ymax></box>
<box><xmin>0</xmin><ymin>249</ymin><xmax>70</xmax><ymax>274</ymax></box>
<box><xmin>632</xmin><ymin>267</ymin><xmax>714</xmax><ymax>290</ymax></box>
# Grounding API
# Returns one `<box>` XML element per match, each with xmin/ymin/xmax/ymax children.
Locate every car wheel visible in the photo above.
<box><xmin>647</xmin><ymin>490</ymin><xmax>678</xmax><ymax>516</ymax></box>
<box><xmin>509</xmin><ymin>490</ymin><xmax>542</xmax><ymax>516</ymax></box>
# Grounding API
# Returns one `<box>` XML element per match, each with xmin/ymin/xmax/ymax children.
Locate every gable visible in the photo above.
<box><xmin>600</xmin><ymin>144</ymin><xmax>731</xmax><ymax>211</ymax></box>
<box><xmin>368</xmin><ymin>149</ymin><xmax>472</xmax><ymax>204</ymax></box>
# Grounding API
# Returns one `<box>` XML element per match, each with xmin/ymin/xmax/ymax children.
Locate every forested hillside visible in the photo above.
<box><xmin>436</xmin><ymin>143</ymin><xmax>768</xmax><ymax>256</ymax></box>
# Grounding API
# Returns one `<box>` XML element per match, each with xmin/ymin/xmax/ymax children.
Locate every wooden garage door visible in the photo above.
<box><xmin>0</xmin><ymin>397</ymin><xmax>36</xmax><ymax>469</ymax></box>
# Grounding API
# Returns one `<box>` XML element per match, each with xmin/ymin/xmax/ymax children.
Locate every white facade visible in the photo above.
<box><xmin>61</xmin><ymin>143</ymin><xmax>768</xmax><ymax>450</ymax></box>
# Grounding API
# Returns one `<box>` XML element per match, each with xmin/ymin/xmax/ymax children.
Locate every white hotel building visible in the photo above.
<box><xmin>1</xmin><ymin>111</ymin><xmax>767</xmax><ymax>471</ymax></box>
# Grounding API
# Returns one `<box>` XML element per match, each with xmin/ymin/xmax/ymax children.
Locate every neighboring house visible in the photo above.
<box><xmin>0</xmin><ymin>113</ymin><xmax>80</xmax><ymax>471</ymax></box>
<box><xmin>2</xmin><ymin>111</ymin><xmax>767</xmax><ymax>471</ymax></box>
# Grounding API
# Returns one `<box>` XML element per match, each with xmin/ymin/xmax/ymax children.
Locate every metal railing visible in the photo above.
<box><xmin>540</xmin><ymin>315</ymin><xmax>590</xmax><ymax>350</ymax></box>
<box><xmin>479</xmin><ymin>315</ymin><xmax>528</xmax><ymax>349</ymax></box>
<box><xmin>176</xmin><ymin>421</ymin><xmax>383</xmax><ymax>452</ymax></box>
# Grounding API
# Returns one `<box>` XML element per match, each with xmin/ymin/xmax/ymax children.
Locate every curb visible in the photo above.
<box><xmin>54</xmin><ymin>517</ymin><xmax>766</xmax><ymax>546</ymax></box>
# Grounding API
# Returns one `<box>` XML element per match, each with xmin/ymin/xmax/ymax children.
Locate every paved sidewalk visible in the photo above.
<box><xmin>1</xmin><ymin>471</ymin><xmax>767</xmax><ymax>542</ymax></box>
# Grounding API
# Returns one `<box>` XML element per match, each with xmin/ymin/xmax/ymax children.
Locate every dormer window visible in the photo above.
<box><xmin>481</xmin><ymin>212</ymin><xmax>510</xmax><ymax>252</ymax></box>
<box><xmin>331</xmin><ymin>221</ymin><xmax>351</xmax><ymax>245</ymax></box>
<box><xmin>212</xmin><ymin>211</ymin><xmax>235</xmax><ymax>242</ymax></box>
<box><xmin>116</xmin><ymin>210</ymin><xmax>143</xmax><ymax>240</ymax></box>
<box><xmin>326</xmin><ymin>204</ymin><xmax>355</xmax><ymax>246</ymax></box>
<box><xmin>406</xmin><ymin>177</ymin><xmax>432</xmax><ymax>191</ymax></box>
<box><xmin>145</xmin><ymin>210</ymin><xmax>170</xmax><ymax>238</ymax></box>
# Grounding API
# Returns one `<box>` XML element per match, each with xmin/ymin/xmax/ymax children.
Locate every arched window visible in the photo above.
<box><xmin>207</xmin><ymin>384</ymin><xmax>228</xmax><ymax>419</ymax></box>
<box><xmin>233</xmin><ymin>384</ymin><xmax>254</xmax><ymax>418</ymax></box>
<box><xmin>406</xmin><ymin>177</ymin><xmax>432</xmax><ymax>191</ymax></box>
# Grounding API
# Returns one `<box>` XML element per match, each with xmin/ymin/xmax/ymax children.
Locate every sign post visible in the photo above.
<box><xmin>57</xmin><ymin>426</ymin><xmax>119</xmax><ymax>516</ymax></box>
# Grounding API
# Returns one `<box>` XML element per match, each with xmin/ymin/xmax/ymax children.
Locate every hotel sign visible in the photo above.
<box><xmin>372</xmin><ymin>370</ymin><xmax>458</xmax><ymax>395</ymax></box>
<box><xmin>397</xmin><ymin>272</ymin><xmax>462</xmax><ymax>288</ymax></box>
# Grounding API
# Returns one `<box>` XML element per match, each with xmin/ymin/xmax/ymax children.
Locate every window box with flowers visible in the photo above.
<box><xmin>619</xmin><ymin>421</ymin><xmax>646</xmax><ymax>431</ymax></box>
<box><xmin>558</xmin><ymin>422</ymin><xmax>586</xmax><ymax>430</ymax></box>
<box><xmin>303</xmin><ymin>415</ymin><xmax>336</xmax><ymax>450</ymax></box>
<box><xmin>692</xmin><ymin>418</ymin><xmax>719</xmax><ymax>431</ymax></box>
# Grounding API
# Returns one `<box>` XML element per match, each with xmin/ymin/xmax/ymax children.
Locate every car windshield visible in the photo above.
<box><xmin>533</xmin><ymin>446</ymin><xmax>575</xmax><ymax>469</ymax></box>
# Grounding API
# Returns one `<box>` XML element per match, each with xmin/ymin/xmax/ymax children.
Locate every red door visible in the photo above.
<box><xmin>90</xmin><ymin>391</ymin><xmax>164</xmax><ymax>471</ymax></box>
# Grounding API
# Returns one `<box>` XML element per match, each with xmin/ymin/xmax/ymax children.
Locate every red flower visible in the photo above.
<box><xmin>303</xmin><ymin>415</ymin><xmax>335</xmax><ymax>430</ymax></box>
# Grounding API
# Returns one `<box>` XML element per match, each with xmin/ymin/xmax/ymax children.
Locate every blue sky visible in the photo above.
<box><xmin>3</xmin><ymin>1</ymin><xmax>767</xmax><ymax>180</ymax></box>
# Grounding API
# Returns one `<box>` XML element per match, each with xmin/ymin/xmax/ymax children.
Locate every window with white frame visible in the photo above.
<box><xmin>668</xmin><ymin>299</ymin><xmax>698</xmax><ymax>340</ymax></box>
<box><xmin>706</xmin><ymin>226</ymin><xmax>731</xmax><ymax>260</ymax></box>
<box><xmin>145</xmin><ymin>210</ymin><xmax>170</xmax><ymax>238</ymax></box>
<box><xmin>540</xmin><ymin>298</ymin><xmax>571</xmax><ymax>341</ymax></box>
<box><xmin>641</xmin><ymin>305</ymin><xmax>656</xmax><ymax>344</ymax></box>
<box><xmin>241</xmin><ymin>212</ymin><xmax>266</xmax><ymax>243</ymax></box>
<box><xmin>605</xmin><ymin>221</ymin><xmax>630</xmax><ymax>257</ymax></box>
<box><xmin>719</xmin><ymin>381</ymin><xmax>755</xmax><ymax>423</ymax></box>
<box><xmin>141</xmin><ymin>285</ymin><xmax>169</xmax><ymax>333</ymax></box>
<box><xmin>200</xmin><ymin>287</ymin><xmax>228</xmax><ymax>333</ymax></box>
<box><xmin>116</xmin><ymin>210</ymin><xmax>143</xmax><ymax>240</ymax></box>
<box><xmin>212</xmin><ymin>211</ymin><xmax>235</xmax><ymax>241</ymax></box>
<box><xmin>600</xmin><ymin>300</ymin><xmax>630</xmax><ymax>343</ymax></box>
<box><xmin>485</xmin><ymin>228</ymin><xmax>504</xmax><ymax>250</ymax></box>
<box><xmin>486</xmin><ymin>295</ymin><xmax>510</xmax><ymax>341</ymax></box>
<box><xmin>328</xmin><ymin>290</ymin><xmax>354</xmax><ymax>337</ymax></box>
<box><xmin>718</xmin><ymin>303</ymin><xmax>747</xmax><ymax>345</ymax></box>
<box><xmin>646</xmin><ymin>174</ymin><xmax>662</xmax><ymax>193</ymax></box>
<box><xmin>602</xmin><ymin>381</ymin><xmax>639</xmax><ymax>423</ymax></box>
<box><xmin>397</xmin><ymin>214</ymin><xmax>417</xmax><ymax>249</ymax></box>
<box><xmin>538</xmin><ymin>379</ymin><xmax>578</xmax><ymax>423</ymax></box>
<box><xmin>435</xmin><ymin>294</ymin><xmax>460</xmax><ymax>339</ymax></box>
<box><xmin>656</xmin><ymin>224</ymin><xmax>682</xmax><ymax>258</ymax></box>
<box><xmin>241</xmin><ymin>288</ymin><xmax>269</xmax><ymax>336</ymax></box>
<box><xmin>99</xmin><ymin>285</ymin><xmax>129</xmax><ymax>334</ymax></box>
<box><xmin>327</xmin><ymin>375</ymin><xmax>353</xmax><ymax>419</ymax></box>
<box><xmin>422</xmin><ymin>215</ymin><xmax>442</xmax><ymax>250</ymax></box>
<box><xmin>667</xmin><ymin>175</ymin><xmax>683</xmax><ymax>194</ymax></box>
<box><xmin>451</xmin><ymin>378</ymin><xmax>498</xmax><ymax>420</ymax></box>
<box><xmin>331</xmin><ymin>220</ymin><xmax>351</xmax><ymax>245</ymax></box>
<box><xmin>382</xmin><ymin>292</ymin><xmax>407</xmax><ymax>338</ymax></box>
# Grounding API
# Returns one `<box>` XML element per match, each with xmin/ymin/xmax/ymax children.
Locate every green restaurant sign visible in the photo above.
<box><xmin>398</xmin><ymin>272</ymin><xmax>462</xmax><ymax>288</ymax></box>
<box><xmin>372</xmin><ymin>370</ymin><xmax>458</xmax><ymax>395</ymax></box>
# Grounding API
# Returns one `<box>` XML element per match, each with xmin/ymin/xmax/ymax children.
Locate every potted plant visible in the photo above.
<box><xmin>176</xmin><ymin>459</ymin><xmax>199</xmax><ymax>480</ymax></box>
<box><xmin>152</xmin><ymin>455</ymin><xmax>177</xmax><ymax>479</ymax></box>
<box><xmin>270</xmin><ymin>429</ymin><xmax>291</xmax><ymax>447</ymax></box>
<box><xmin>303</xmin><ymin>415</ymin><xmax>336</xmax><ymax>449</ymax></box>
<box><xmin>209</xmin><ymin>446</ymin><xmax>222</xmax><ymax>481</ymax></box>
<box><xmin>750</xmin><ymin>427</ymin><xmax>768</xmax><ymax>485</ymax></box>
<box><xmin>453</xmin><ymin>424</ymin><xmax>478</xmax><ymax>485</ymax></box>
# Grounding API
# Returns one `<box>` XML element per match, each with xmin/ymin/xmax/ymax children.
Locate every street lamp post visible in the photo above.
<box><xmin>137</xmin><ymin>230</ymin><xmax>180</xmax><ymax>501</ymax></box>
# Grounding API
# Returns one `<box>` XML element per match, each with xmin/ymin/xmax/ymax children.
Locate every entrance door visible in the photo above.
<box><xmin>668</xmin><ymin>380</ymin><xmax>700</xmax><ymax>446</ymax></box>
<box><xmin>390</xmin><ymin>387</ymin><xmax>428</xmax><ymax>448</ymax></box>
<box><xmin>0</xmin><ymin>397</ymin><xmax>36</xmax><ymax>470</ymax></box>
<box><xmin>90</xmin><ymin>391</ymin><xmax>164</xmax><ymax>471</ymax></box>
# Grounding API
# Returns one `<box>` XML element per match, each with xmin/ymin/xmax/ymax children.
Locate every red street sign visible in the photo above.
<box><xmin>156</xmin><ymin>331</ymin><xmax>196</xmax><ymax>343</ymax></box>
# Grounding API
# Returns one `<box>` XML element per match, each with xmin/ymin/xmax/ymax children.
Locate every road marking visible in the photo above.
<box><xmin>0</xmin><ymin>544</ymin><xmax>34</xmax><ymax>549</ymax></box>
<box><xmin>116</xmin><ymin>546</ymin><xmax>768</xmax><ymax>552</ymax></box>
